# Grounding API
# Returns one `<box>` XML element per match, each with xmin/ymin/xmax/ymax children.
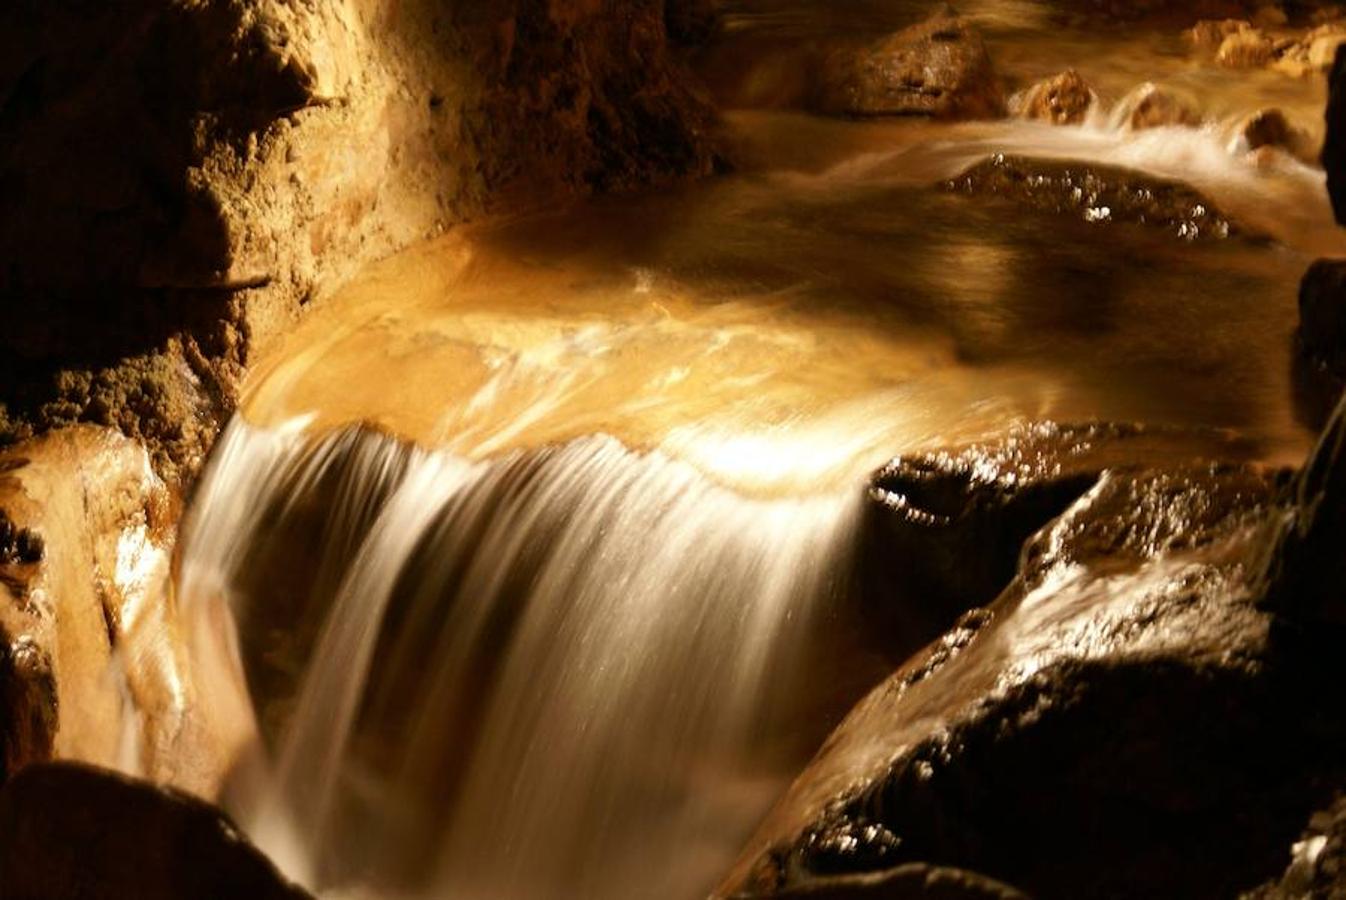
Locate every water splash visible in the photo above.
<box><xmin>176</xmin><ymin>418</ymin><xmax>865</xmax><ymax>899</ymax></box>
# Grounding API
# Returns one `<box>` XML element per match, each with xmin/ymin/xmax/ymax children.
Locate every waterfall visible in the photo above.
<box><xmin>175</xmin><ymin>417</ymin><xmax>865</xmax><ymax>899</ymax></box>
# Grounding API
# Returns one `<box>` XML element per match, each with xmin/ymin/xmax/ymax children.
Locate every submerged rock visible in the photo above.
<box><xmin>1012</xmin><ymin>69</ymin><xmax>1095</xmax><ymax>125</ymax></box>
<box><xmin>813</xmin><ymin>6</ymin><xmax>1005</xmax><ymax>120</ymax></box>
<box><xmin>943</xmin><ymin>154</ymin><xmax>1245</xmax><ymax>241</ymax></box>
<box><xmin>0</xmin><ymin>763</ymin><xmax>310</xmax><ymax>899</ymax></box>
<box><xmin>719</xmin><ymin>457</ymin><xmax>1346</xmax><ymax>899</ymax></box>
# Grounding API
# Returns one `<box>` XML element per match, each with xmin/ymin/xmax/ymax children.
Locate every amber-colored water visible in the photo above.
<box><xmin>178</xmin><ymin>5</ymin><xmax>1343</xmax><ymax>898</ymax></box>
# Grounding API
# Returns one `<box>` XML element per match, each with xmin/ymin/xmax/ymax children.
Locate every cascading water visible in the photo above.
<box><xmin>176</xmin><ymin>418</ymin><xmax>868</xmax><ymax>899</ymax></box>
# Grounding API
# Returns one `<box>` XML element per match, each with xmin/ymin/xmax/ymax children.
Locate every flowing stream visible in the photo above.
<box><xmin>169</xmin><ymin>3</ymin><xmax>1345</xmax><ymax>898</ymax></box>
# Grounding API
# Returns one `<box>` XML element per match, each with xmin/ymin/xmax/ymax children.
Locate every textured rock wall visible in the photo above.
<box><xmin>0</xmin><ymin>0</ymin><xmax>718</xmax><ymax>481</ymax></box>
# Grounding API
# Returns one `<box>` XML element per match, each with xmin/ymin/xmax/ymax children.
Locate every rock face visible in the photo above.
<box><xmin>0</xmin><ymin>427</ymin><xmax>223</xmax><ymax>794</ymax></box>
<box><xmin>719</xmin><ymin>457</ymin><xmax>1346</xmax><ymax>899</ymax></box>
<box><xmin>1012</xmin><ymin>69</ymin><xmax>1095</xmax><ymax>125</ymax></box>
<box><xmin>1325</xmin><ymin>44</ymin><xmax>1346</xmax><ymax>222</ymax></box>
<box><xmin>1297</xmin><ymin>260</ymin><xmax>1346</xmax><ymax>377</ymax></box>
<box><xmin>813</xmin><ymin>7</ymin><xmax>1005</xmax><ymax>120</ymax></box>
<box><xmin>0</xmin><ymin>762</ymin><xmax>310</xmax><ymax>900</ymax></box>
<box><xmin>0</xmin><ymin>0</ymin><xmax>719</xmax><ymax>480</ymax></box>
<box><xmin>943</xmin><ymin>154</ymin><xmax>1245</xmax><ymax>241</ymax></box>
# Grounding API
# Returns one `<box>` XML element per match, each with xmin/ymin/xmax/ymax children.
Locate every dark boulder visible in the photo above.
<box><xmin>0</xmin><ymin>763</ymin><xmax>310</xmax><ymax>900</ymax></box>
<box><xmin>943</xmin><ymin>154</ymin><xmax>1247</xmax><ymax>241</ymax></box>
<box><xmin>720</xmin><ymin>459</ymin><xmax>1346</xmax><ymax>900</ymax></box>
<box><xmin>1323</xmin><ymin>43</ymin><xmax>1346</xmax><ymax>223</ymax></box>
<box><xmin>1260</xmin><ymin>392</ymin><xmax>1346</xmax><ymax>626</ymax></box>
<box><xmin>813</xmin><ymin>6</ymin><xmax>1005</xmax><ymax>121</ymax></box>
<box><xmin>1296</xmin><ymin>259</ymin><xmax>1346</xmax><ymax>378</ymax></box>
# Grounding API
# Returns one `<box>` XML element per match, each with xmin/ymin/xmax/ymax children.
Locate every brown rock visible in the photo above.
<box><xmin>0</xmin><ymin>763</ymin><xmax>310</xmax><ymax>900</ymax></box>
<box><xmin>813</xmin><ymin>6</ymin><xmax>1006</xmax><ymax>120</ymax></box>
<box><xmin>1014</xmin><ymin>69</ymin><xmax>1095</xmax><ymax>125</ymax></box>
<box><xmin>1188</xmin><ymin>18</ymin><xmax>1255</xmax><ymax>52</ymax></box>
<box><xmin>1218</xmin><ymin>27</ymin><xmax>1277</xmax><ymax>66</ymax></box>
<box><xmin>1324</xmin><ymin>42</ymin><xmax>1346</xmax><ymax>222</ymax></box>
<box><xmin>1118</xmin><ymin>82</ymin><xmax>1203</xmax><ymax>130</ymax></box>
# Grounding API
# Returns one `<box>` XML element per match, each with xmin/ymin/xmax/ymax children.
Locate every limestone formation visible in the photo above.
<box><xmin>812</xmin><ymin>7</ymin><xmax>1005</xmax><ymax>121</ymax></box>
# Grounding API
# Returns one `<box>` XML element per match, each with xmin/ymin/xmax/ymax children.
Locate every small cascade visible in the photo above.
<box><xmin>175</xmin><ymin>417</ymin><xmax>866</xmax><ymax>899</ymax></box>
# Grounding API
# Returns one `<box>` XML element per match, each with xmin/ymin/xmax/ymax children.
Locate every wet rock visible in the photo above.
<box><xmin>0</xmin><ymin>427</ymin><xmax>222</xmax><ymax>795</ymax></box>
<box><xmin>1218</xmin><ymin>27</ymin><xmax>1279</xmax><ymax>66</ymax></box>
<box><xmin>721</xmin><ymin>460</ymin><xmax>1346</xmax><ymax>900</ymax></box>
<box><xmin>1260</xmin><ymin>393</ymin><xmax>1346</xmax><ymax>627</ymax></box>
<box><xmin>1012</xmin><ymin>69</ymin><xmax>1095</xmax><ymax>125</ymax></box>
<box><xmin>1236</xmin><ymin>108</ymin><xmax>1308</xmax><ymax>154</ymax></box>
<box><xmin>0</xmin><ymin>762</ymin><xmax>310</xmax><ymax>899</ymax></box>
<box><xmin>1245</xmin><ymin>795</ymin><xmax>1346</xmax><ymax>899</ymax></box>
<box><xmin>856</xmin><ymin>420</ymin><xmax>1262</xmax><ymax>663</ymax></box>
<box><xmin>732</xmin><ymin>863</ymin><xmax>1029</xmax><ymax>899</ymax></box>
<box><xmin>1188</xmin><ymin>18</ymin><xmax>1257</xmax><ymax>52</ymax></box>
<box><xmin>1116</xmin><ymin>82</ymin><xmax>1203</xmax><ymax>130</ymax></box>
<box><xmin>813</xmin><ymin>6</ymin><xmax>1005</xmax><ymax>121</ymax></box>
<box><xmin>943</xmin><ymin>154</ymin><xmax>1246</xmax><ymax>241</ymax></box>
<box><xmin>1324</xmin><ymin>42</ymin><xmax>1346</xmax><ymax>223</ymax></box>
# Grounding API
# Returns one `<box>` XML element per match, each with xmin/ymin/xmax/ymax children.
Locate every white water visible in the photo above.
<box><xmin>175</xmin><ymin>418</ymin><xmax>864</xmax><ymax>899</ymax></box>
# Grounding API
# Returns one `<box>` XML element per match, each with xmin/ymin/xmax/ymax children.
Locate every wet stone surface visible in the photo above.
<box><xmin>722</xmin><ymin>454</ymin><xmax>1346</xmax><ymax>900</ymax></box>
<box><xmin>943</xmin><ymin>154</ymin><xmax>1249</xmax><ymax>241</ymax></box>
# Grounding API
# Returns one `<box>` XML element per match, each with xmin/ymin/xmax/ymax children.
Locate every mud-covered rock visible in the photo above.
<box><xmin>0</xmin><ymin>763</ymin><xmax>310</xmax><ymax>899</ymax></box>
<box><xmin>720</xmin><ymin>457</ymin><xmax>1346</xmax><ymax>900</ymax></box>
<box><xmin>1012</xmin><ymin>69</ymin><xmax>1095</xmax><ymax>125</ymax></box>
<box><xmin>943</xmin><ymin>154</ymin><xmax>1245</xmax><ymax>241</ymax></box>
<box><xmin>813</xmin><ymin>6</ymin><xmax>1005</xmax><ymax>120</ymax></box>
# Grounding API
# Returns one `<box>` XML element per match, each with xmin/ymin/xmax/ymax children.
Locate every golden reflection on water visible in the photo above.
<box><xmin>243</xmin><ymin>233</ymin><xmax>1052</xmax><ymax>496</ymax></box>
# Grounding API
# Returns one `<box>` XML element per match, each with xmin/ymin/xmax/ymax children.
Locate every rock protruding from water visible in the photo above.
<box><xmin>1113</xmin><ymin>82</ymin><xmax>1203</xmax><ymax>130</ymax></box>
<box><xmin>1325</xmin><ymin>44</ymin><xmax>1346</xmax><ymax>223</ymax></box>
<box><xmin>1297</xmin><ymin>260</ymin><xmax>1346</xmax><ymax>377</ymax></box>
<box><xmin>1012</xmin><ymin>69</ymin><xmax>1095</xmax><ymax>125</ymax></box>
<box><xmin>943</xmin><ymin>154</ymin><xmax>1245</xmax><ymax>241</ymax></box>
<box><xmin>720</xmin><ymin>458</ymin><xmax>1346</xmax><ymax>900</ymax></box>
<box><xmin>1260</xmin><ymin>394</ymin><xmax>1346</xmax><ymax>627</ymax></box>
<box><xmin>813</xmin><ymin>6</ymin><xmax>1005</xmax><ymax>120</ymax></box>
<box><xmin>0</xmin><ymin>763</ymin><xmax>311</xmax><ymax>899</ymax></box>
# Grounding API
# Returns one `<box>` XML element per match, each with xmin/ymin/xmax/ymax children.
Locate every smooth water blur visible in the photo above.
<box><xmin>180</xmin><ymin>4</ymin><xmax>1345</xmax><ymax>898</ymax></box>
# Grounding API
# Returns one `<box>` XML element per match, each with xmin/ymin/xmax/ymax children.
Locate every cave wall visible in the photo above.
<box><xmin>0</xmin><ymin>0</ymin><xmax>719</xmax><ymax>480</ymax></box>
